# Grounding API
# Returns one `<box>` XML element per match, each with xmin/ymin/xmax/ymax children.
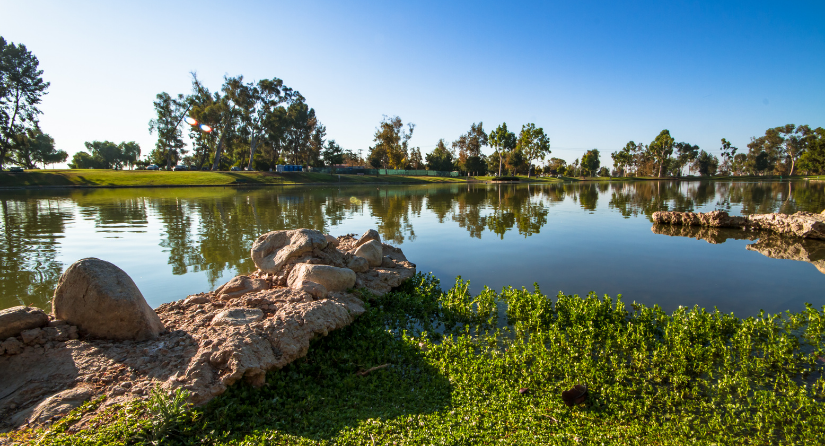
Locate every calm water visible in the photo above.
<box><xmin>2</xmin><ymin>181</ymin><xmax>824</xmax><ymax>317</ymax></box>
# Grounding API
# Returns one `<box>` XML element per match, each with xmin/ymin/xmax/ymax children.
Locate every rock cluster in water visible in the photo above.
<box><xmin>0</xmin><ymin>229</ymin><xmax>415</xmax><ymax>431</ymax></box>
<box><xmin>651</xmin><ymin>209</ymin><xmax>825</xmax><ymax>240</ymax></box>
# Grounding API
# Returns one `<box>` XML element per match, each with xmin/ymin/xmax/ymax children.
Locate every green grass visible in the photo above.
<box><xmin>0</xmin><ymin>170</ymin><xmax>467</xmax><ymax>188</ymax></box>
<box><xmin>6</xmin><ymin>274</ymin><xmax>824</xmax><ymax>445</ymax></box>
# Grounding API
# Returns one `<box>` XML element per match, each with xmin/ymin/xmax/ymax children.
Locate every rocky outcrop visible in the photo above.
<box><xmin>652</xmin><ymin>210</ymin><xmax>825</xmax><ymax>240</ymax></box>
<box><xmin>52</xmin><ymin>258</ymin><xmax>165</xmax><ymax>341</ymax></box>
<box><xmin>0</xmin><ymin>229</ymin><xmax>416</xmax><ymax>432</ymax></box>
<box><xmin>354</xmin><ymin>240</ymin><xmax>384</xmax><ymax>267</ymax></box>
<box><xmin>0</xmin><ymin>306</ymin><xmax>49</xmax><ymax>340</ymax></box>
<box><xmin>250</xmin><ymin>228</ymin><xmax>330</xmax><ymax>274</ymax></box>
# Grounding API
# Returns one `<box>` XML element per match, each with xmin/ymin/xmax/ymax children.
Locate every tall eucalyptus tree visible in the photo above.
<box><xmin>0</xmin><ymin>37</ymin><xmax>49</xmax><ymax>170</ymax></box>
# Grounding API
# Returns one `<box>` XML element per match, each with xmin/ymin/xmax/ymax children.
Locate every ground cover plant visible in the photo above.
<box><xmin>0</xmin><ymin>170</ymin><xmax>466</xmax><ymax>188</ymax></box>
<box><xmin>4</xmin><ymin>274</ymin><xmax>824</xmax><ymax>445</ymax></box>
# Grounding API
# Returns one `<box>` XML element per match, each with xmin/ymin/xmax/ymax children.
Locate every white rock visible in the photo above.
<box><xmin>250</xmin><ymin>229</ymin><xmax>329</xmax><ymax>274</ymax></box>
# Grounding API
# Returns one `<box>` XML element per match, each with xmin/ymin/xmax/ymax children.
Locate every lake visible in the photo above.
<box><xmin>2</xmin><ymin>180</ymin><xmax>824</xmax><ymax>317</ymax></box>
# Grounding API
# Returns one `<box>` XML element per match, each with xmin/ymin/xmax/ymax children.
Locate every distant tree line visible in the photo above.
<box><xmin>366</xmin><ymin>119</ymin><xmax>552</xmax><ymax>177</ymax></box>
<box><xmin>608</xmin><ymin>125</ymin><xmax>825</xmax><ymax>178</ymax></box>
<box><xmin>0</xmin><ymin>36</ymin><xmax>67</xmax><ymax>169</ymax></box>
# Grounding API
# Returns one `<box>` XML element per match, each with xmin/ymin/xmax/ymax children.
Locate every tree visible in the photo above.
<box><xmin>11</xmin><ymin>128</ymin><xmax>64</xmax><ymax>168</ymax></box>
<box><xmin>691</xmin><ymin>150</ymin><xmax>719</xmax><ymax>176</ymax></box>
<box><xmin>119</xmin><ymin>141</ymin><xmax>140</xmax><ymax>170</ymax></box>
<box><xmin>408</xmin><ymin>147</ymin><xmax>423</xmax><ymax>169</ymax></box>
<box><xmin>0</xmin><ymin>37</ymin><xmax>50</xmax><ymax>170</ymax></box>
<box><xmin>489</xmin><ymin>123</ymin><xmax>516</xmax><ymax>177</ymax></box>
<box><xmin>719</xmin><ymin>138</ymin><xmax>738</xmax><ymax>175</ymax></box>
<box><xmin>545</xmin><ymin>157</ymin><xmax>567</xmax><ymax>176</ymax></box>
<box><xmin>148</xmin><ymin>92</ymin><xmax>188</xmax><ymax>169</ymax></box>
<box><xmin>425</xmin><ymin>139</ymin><xmax>454</xmax><ymax>171</ymax></box>
<box><xmin>452</xmin><ymin>122</ymin><xmax>487</xmax><ymax>173</ymax></box>
<box><xmin>797</xmin><ymin>127</ymin><xmax>825</xmax><ymax>174</ymax></box>
<box><xmin>648</xmin><ymin>130</ymin><xmax>674</xmax><ymax>177</ymax></box>
<box><xmin>611</xmin><ymin>142</ymin><xmax>635</xmax><ymax>177</ymax></box>
<box><xmin>673</xmin><ymin>142</ymin><xmax>699</xmax><ymax>176</ymax></box>
<box><xmin>368</xmin><ymin>116</ymin><xmax>414</xmax><ymax>169</ymax></box>
<box><xmin>597</xmin><ymin>166</ymin><xmax>610</xmax><ymax>177</ymax></box>
<box><xmin>515</xmin><ymin>123</ymin><xmax>551</xmax><ymax>177</ymax></box>
<box><xmin>321</xmin><ymin>139</ymin><xmax>344</xmax><ymax>166</ymax></box>
<box><xmin>580</xmin><ymin>149</ymin><xmax>600</xmax><ymax>177</ymax></box>
<box><xmin>233</xmin><ymin>77</ymin><xmax>293</xmax><ymax>170</ymax></box>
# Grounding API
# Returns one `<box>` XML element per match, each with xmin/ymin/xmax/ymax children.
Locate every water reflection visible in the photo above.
<box><xmin>652</xmin><ymin>224</ymin><xmax>825</xmax><ymax>275</ymax></box>
<box><xmin>1</xmin><ymin>180</ymin><xmax>823</xmax><ymax>312</ymax></box>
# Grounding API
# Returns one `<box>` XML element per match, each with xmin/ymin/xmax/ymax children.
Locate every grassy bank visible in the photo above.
<box><xmin>6</xmin><ymin>274</ymin><xmax>824</xmax><ymax>445</ymax></box>
<box><xmin>0</xmin><ymin>170</ymin><xmax>467</xmax><ymax>188</ymax></box>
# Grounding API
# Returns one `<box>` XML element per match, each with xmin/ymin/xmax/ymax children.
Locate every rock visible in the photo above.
<box><xmin>324</xmin><ymin>234</ymin><xmax>339</xmax><ymax>247</ymax></box>
<box><xmin>295</xmin><ymin>280</ymin><xmax>328</xmax><ymax>299</ymax></box>
<box><xmin>354</xmin><ymin>240</ymin><xmax>383</xmax><ymax>267</ymax></box>
<box><xmin>48</xmin><ymin>319</ymin><xmax>68</xmax><ymax>327</ymax></box>
<box><xmin>185</xmin><ymin>295</ymin><xmax>210</xmax><ymax>305</ymax></box>
<box><xmin>346</xmin><ymin>255</ymin><xmax>369</xmax><ymax>273</ymax></box>
<box><xmin>287</xmin><ymin>264</ymin><xmax>356</xmax><ymax>292</ymax></box>
<box><xmin>0</xmin><ymin>343</ymin><xmax>4</xmax><ymax>355</ymax></box>
<box><xmin>250</xmin><ymin>229</ymin><xmax>329</xmax><ymax>274</ymax></box>
<box><xmin>381</xmin><ymin>256</ymin><xmax>396</xmax><ymax>268</ymax></box>
<box><xmin>211</xmin><ymin>308</ymin><xmax>264</xmax><ymax>327</ymax></box>
<box><xmin>2</xmin><ymin>337</ymin><xmax>23</xmax><ymax>355</ymax></box>
<box><xmin>52</xmin><ymin>258</ymin><xmax>164</xmax><ymax>341</ymax></box>
<box><xmin>652</xmin><ymin>210</ymin><xmax>825</xmax><ymax>240</ymax></box>
<box><xmin>0</xmin><ymin>306</ymin><xmax>49</xmax><ymax>340</ymax></box>
<box><xmin>214</xmin><ymin>275</ymin><xmax>269</xmax><ymax>301</ymax></box>
<box><xmin>20</xmin><ymin>327</ymin><xmax>45</xmax><ymax>345</ymax></box>
<box><xmin>353</xmin><ymin>229</ymin><xmax>381</xmax><ymax>249</ymax></box>
<box><xmin>25</xmin><ymin>387</ymin><xmax>96</xmax><ymax>426</ymax></box>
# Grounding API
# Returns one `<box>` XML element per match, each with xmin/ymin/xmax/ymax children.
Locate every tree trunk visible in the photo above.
<box><xmin>211</xmin><ymin>120</ymin><xmax>232</xmax><ymax>171</ymax></box>
<box><xmin>498</xmin><ymin>153</ymin><xmax>503</xmax><ymax>177</ymax></box>
<box><xmin>789</xmin><ymin>157</ymin><xmax>796</xmax><ymax>176</ymax></box>
<box><xmin>247</xmin><ymin>134</ymin><xmax>258</xmax><ymax>171</ymax></box>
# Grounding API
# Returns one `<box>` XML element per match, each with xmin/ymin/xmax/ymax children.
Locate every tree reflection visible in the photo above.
<box><xmin>0</xmin><ymin>196</ymin><xmax>72</xmax><ymax>310</ymax></box>
<box><xmin>1</xmin><ymin>180</ymin><xmax>823</xmax><ymax>311</ymax></box>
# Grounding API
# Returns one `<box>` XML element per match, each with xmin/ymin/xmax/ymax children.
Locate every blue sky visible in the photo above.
<box><xmin>2</xmin><ymin>0</ymin><xmax>823</xmax><ymax>167</ymax></box>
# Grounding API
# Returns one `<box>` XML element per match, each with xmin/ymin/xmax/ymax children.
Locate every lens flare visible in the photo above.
<box><xmin>184</xmin><ymin>116</ymin><xmax>198</xmax><ymax>126</ymax></box>
<box><xmin>200</xmin><ymin>124</ymin><xmax>212</xmax><ymax>132</ymax></box>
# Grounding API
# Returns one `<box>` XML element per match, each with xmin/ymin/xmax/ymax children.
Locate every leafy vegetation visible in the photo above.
<box><xmin>6</xmin><ymin>273</ymin><xmax>824</xmax><ymax>445</ymax></box>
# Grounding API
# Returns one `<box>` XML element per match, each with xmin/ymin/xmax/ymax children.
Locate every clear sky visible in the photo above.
<box><xmin>1</xmin><ymin>0</ymin><xmax>823</xmax><ymax>167</ymax></box>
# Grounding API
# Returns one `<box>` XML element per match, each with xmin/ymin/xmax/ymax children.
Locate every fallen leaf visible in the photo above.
<box><xmin>561</xmin><ymin>384</ymin><xmax>588</xmax><ymax>407</ymax></box>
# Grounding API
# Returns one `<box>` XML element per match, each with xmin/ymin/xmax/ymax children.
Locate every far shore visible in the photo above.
<box><xmin>0</xmin><ymin>169</ymin><xmax>816</xmax><ymax>190</ymax></box>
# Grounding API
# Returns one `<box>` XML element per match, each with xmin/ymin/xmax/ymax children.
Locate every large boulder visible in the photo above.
<box><xmin>287</xmin><ymin>264</ymin><xmax>356</xmax><ymax>292</ymax></box>
<box><xmin>52</xmin><ymin>258</ymin><xmax>164</xmax><ymax>341</ymax></box>
<box><xmin>251</xmin><ymin>229</ymin><xmax>329</xmax><ymax>274</ymax></box>
<box><xmin>214</xmin><ymin>275</ymin><xmax>269</xmax><ymax>301</ymax></box>
<box><xmin>0</xmin><ymin>306</ymin><xmax>49</xmax><ymax>340</ymax></box>
<box><xmin>353</xmin><ymin>229</ymin><xmax>381</xmax><ymax>249</ymax></box>
<box><xmin>354</xmin><ymin>240</ymin><xmax>383</xmax><ymax>267</ymax></box>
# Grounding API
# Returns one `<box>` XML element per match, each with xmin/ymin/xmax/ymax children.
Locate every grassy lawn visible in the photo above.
<box><xmin>0</xmin><ymin>170</ymin><xmax>467</xmax><ymax>188</ymax></box>
<box><xmin>7</xmin><ymin>274</ymin><xmax>824</xmax><ymax>445</ymax></box>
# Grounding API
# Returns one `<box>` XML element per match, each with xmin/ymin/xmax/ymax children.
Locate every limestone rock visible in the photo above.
<box><xmin>324</xmin><ymin>234</ymin><xmax>339</xmax><ymax>247</ymax></box>
<box><xmin>25</xmin><ymin>387</ymin><xmax>95</xmax><ymax>425</ymax></box>
<box><xmin>295</xmin><ymin>280</ymin><xmax>329</xmax><ymax>299</ymax></box>
<box><xmin>652</xmin><ymin>210</ymin><xmax>825</xmax><ymax>240</ymax></box>
<box><xmin>2</xmin><ymin>337</ymin><xmax>23</xmax><ymax>355</ymax></box>
<box><xmin>353</xmin><ymin>229</ymin><xmax>381</xmax><ymax>249</ymax></box>
<box><xmin>211</xmin><ymin>308</ymin><xmax>264</xmax><ymax>326</ymax></box>
<box><xmin>250</xmin><ymin>229</ymin><xmax>329</xmax><ymax>274</ymax></box>
<box><xmin>346</xmin><ymin>255</ymin><xmax>369</xmax><ymax>273</ymax></box>
<box><xmin>381</xmin><ymin>256</ymin><xmax>396</xmax><ymax>268</ymax></box>
<box><xmin>287</xmin><ymin>264</ymin><xmax>356</xmax><ymax>292</ymax></box>
<box><xmin>20</xmin><ymin>327</ymin><xmax>45</xmax><ymax>345</ymax></box>
<box><xmin>52</xmin><ymin>258</ymin><xmax>164</xmax><ymax>341</ymax></box>
<box><xmin>354</xmin><ymin>239</ymin><xmax>383</xmax><ymax>267</ymax></box>
<box><xmin>215</xmin><ymin>275</ymin><xmax>269</xmax><ymax>300</ymax></box>
<box><xmin>0</xmin><ymin>306</ymin><xmax>48</xmax><ymax>340</ymax></box>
